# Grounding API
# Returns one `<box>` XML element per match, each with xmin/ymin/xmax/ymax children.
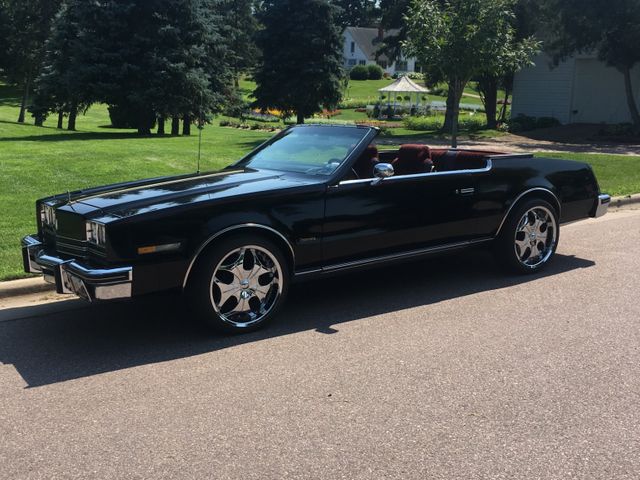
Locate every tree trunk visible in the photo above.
<box><xmin>57</xmin><ymin>111</ymin><xmax>64</xmax><ymax>129</ymax></box>
<box><xmin>498</xmin><ymin>88</ymin><xmax>511</xmax><ymax>124</ymax></box>
<box><xmin>622</xmin><ymin>65</ymin><xmax>640</xmax><ymax>132</ymax></box>
<box><xmin>34</xmin><ymin>113</ymin><xmax>44</xmax><ymax>127</ymax></box>
<box><xmin>171</xmin><ymin>116</ymin><xmax>180</xmax><ymax>135</ymax></box>
<box><xmin>18</xmin><ymin>73</ymin><xmax>32</xmax><ymax>123</ymax></box>
<box><xmin>67</xmin><ymin>104</ymin><xmax>78</xmax><ymax>131</ymax></box>
<box><xmin>138</xmin><ymin>126</ymin><xmax>151</xmax><ymax>135</ymax></box>
<box><xmin>443</xmin><ymin>78</ymin><xmax>466</xmax><ymax>148</ymax></box>
<box><xmin>477</xmin><ymin>75</ymin><xmax>498</xmax><ymax>129</ymax></box>
<box><xmin>183</xmin><ymin>114</ymin><xmax>191</xmax><ymax>135</ymax></box>
<box><xmin>296</xmin><ymin>111</ymin><xmax>305</xmax><ymax>124</ymax></box>
<box><xmin>157</xmin><ymin>116</ymin><xmax>165</xmax><ymax>135</ymax></box>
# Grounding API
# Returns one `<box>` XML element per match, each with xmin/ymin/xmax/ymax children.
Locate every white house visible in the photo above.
<box><xmin>512</xmin><ymin>53</ymin><xmax>640</xmax><ymax>124</ymax></box>
<box><xmin>343</xmin><ymin>27</ymin><xmax>418</xmax><ymax>76</ymax></box>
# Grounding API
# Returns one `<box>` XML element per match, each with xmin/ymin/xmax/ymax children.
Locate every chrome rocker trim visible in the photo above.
<box><xmin>592</xmin><ymin>194</ymin><xmax>611</xmax><ymax>218</ymax></box>
<box><xmin>22</xmin><ymin>234</ymin><xmax>133</xmax><ymax>301</ymax></box>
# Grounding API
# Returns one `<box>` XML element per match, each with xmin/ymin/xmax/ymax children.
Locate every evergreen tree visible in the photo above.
<box><xmin>46</xmin><ymin>0</ymin><xmax>231</xmax><ymax>134</ymax></box>
<box><xmin>376</xmin><ymin>0</ymin><xmax>410</xmax><ymax>63</ymax></box>
<box><xmin>30</xmin><ymin>1</ymin><xmax>88</xmax><ymax>129</ymax></box>
<box><xmin>254</xmin><ymin>0</ymin><xmax>344</xmax><ymax>124</ymax></box>
<box><xmin>2</xmin><ymin>0</ymin><xmax>62</xmax><ymax>123</ymax></box>
<box><xmin>217</xmin><ymin>0</ymin><xmax>259</xmax><ymax>87</ymax></box>
<box><xmin>332</xmin><ymin>0</ymin><xmax>378</xmax><ymax>29</ymax></box>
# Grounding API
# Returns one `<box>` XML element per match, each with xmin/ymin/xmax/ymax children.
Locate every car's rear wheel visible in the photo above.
<box><xmin>494</xmin><ymin>198</ymin><xmax>559</xmax><ymax>274</ymax></box>
<box><xmin>187</xmin><ymin>235</ymin><xmax>290</xmax><ymax>333</ymax></box>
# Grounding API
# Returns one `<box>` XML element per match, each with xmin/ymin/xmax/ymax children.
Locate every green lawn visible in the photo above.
<box><xmin>0</xmin><ymin>82</ymin><xmax>639</xmax><ymax>281</ymax></box>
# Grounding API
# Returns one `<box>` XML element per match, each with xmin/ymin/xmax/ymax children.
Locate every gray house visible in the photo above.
<box><xmin>343</xmin><ymin>27</ymin><xmax>418</xmax><ymax>76</ymax></box>
<box><xmin>512</xmin><ymin>53</ymin><xmax>640</xmax><ymax>124</ymax></box>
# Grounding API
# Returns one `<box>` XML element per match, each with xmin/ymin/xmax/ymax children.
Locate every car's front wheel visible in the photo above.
<box><xmin>494</xmin><ymin>198</ymin><xmax>559</xmax><ymax>273</ymax></box>
<box><xmin>188</xmin><ymin>235</ymin><xmax>290</xmax><ymax>333</ymax></box>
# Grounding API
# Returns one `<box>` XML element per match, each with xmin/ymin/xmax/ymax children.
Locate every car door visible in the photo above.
<box><xmin>322</xmin><ymin>168</ymin><xmax>494</xmax><ymax>267</ymax></box>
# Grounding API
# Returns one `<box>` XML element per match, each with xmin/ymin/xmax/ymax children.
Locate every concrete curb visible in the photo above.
<box><xmin>611</xmin><ymin>193</ymin><xmax>640</xmax><ymax>209</ymax></box>
<box><xmin>0</xmin><ymin>277</ymin><xmax>54</xmax><ymax>300</ymax></box>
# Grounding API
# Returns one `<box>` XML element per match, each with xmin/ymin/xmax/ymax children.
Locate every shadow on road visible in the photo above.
<box><xmin>0</xmin><ymin>250</ymin><xmax>594</xmax><ymax>388</ymax></box>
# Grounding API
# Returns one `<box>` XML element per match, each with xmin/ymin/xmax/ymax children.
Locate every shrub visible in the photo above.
<box><xmin>403</xmin><ymin>116</ymin><xmax>443</xmax><ymax>131</ymax></box>
<box><xmin>367</xmin><ymin>64</ymin><xmax>384</xmax><ymax>80</ymax></box>
<box><xmin>407</xmin><ymin>72</ymin><xmax>425</xmax><ymax>80</ymax></box>
<box><xmin>506</xmin><ymin>114</ymin><xmax>560</xmax><ymax>132</ymax></box>
<box><xmin>349</xmin><ymin>65</ymin><xmax>369</xmax><ymax>80</ymax></box>
<box><xmin>459</xmin><ymin>117</ymin><xmax>484</xmax><ymax>132</ymax></box>
<box><xmin>338</xmin><ymin>98</ymin><xmax>370</xmax><ymax>109</ymax></box>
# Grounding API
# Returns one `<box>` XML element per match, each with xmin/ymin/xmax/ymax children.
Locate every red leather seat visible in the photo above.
<box><xmin>352</xmin><ymin>146</ymin><xmax>379</xmax><ymax>179</ymax></box>
<box><xmin>392</xmin><ymin>145</ymin><xmax>433</xmax><ymax>176</ymax></box>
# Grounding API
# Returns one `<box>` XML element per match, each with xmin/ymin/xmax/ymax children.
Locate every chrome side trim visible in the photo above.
<box><xmin>494</xmin><ymin>187</ymin><xmax>561</xmax><ymax>237</ymax></box>
<box><xmin>295</xmin><ymin>238</ymin><xmax>493</xmax><ymax>277</ymax></box>
<box><xmin>337</xmin><ymin>160</ymin><xmax>493</xmax><ymax>186</ymax></box>
<box><xmin>182</xmin><ymin>223</ymin><xmax>295</xmax><ymax>289</ymax></box>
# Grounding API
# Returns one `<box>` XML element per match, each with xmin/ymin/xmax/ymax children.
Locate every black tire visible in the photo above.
<box><xmin>494</xmin><ymin>198</ymin><xmax>560</xmax><ymax>274</ymax></box>
<box><xmin>186</xmin><ymin>234</ymin><xmax>290</xmax><ymax>333</ymax></box>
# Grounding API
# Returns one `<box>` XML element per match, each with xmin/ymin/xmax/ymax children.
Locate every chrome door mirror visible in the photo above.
<box><xmin>373</xmin><ymin>163</ymin><xmax>394</xmax><ymax>180</ymax></box>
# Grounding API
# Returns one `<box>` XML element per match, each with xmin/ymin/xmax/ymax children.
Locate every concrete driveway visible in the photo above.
<box><xmin>1</xmin><ymin>210</ymin><xmax>639</xmax><ymax>479</ymax></box>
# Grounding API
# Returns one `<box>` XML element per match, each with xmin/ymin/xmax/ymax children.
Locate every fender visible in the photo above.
<box><xmin>182</xmin><ymin>223</ymin><xmax>295</xmax><ymax>289</ymax></box>
<box><xmin>494</xmin><ymin>187</ymin><xmax>561</xmax><ymax>237</ymax></box>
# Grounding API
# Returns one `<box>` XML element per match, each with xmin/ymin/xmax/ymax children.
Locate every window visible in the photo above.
<box><xmin>350</xmin><ymin>42</ymin><xmax>355</xmax><ymax>53</ymax></box>
<box><xmin>237</xmin><ymin>127</ymin><xmax>370</xmax><ymax>176</ymax></box>
<box><xmin>359</xmin><ymin>60</ymin><xmax>366</xmax><ymax>66</ymax></box>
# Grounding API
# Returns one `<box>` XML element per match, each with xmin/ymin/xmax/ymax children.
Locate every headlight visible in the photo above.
<box><xmin>40</xmin><ymin>204</ymin><xmax>57</xmax><ymax>228</ymax></box>
<box><xmin>86</xmin><ymin>221</ymin><xmax>107</xmax><ymax>246</ymax></box>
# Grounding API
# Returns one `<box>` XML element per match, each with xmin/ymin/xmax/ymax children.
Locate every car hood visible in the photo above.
<box><xmin>57</xmin><ymin>168</ymin><xmax>320</xmax><ymax>220</ymax></box>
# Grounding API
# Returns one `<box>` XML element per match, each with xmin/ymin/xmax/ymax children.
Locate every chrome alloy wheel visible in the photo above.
<box><xmin>514</xmin><ymin>206</ymin><xmax>557</xmax><ymax>268</ymax></box>
<box><xmin>209</xmin><ymin>245</ymin><xmax>283</xmax><ymax>328</ymax></box>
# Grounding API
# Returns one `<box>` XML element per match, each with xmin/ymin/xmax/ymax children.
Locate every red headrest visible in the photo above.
<box><xmin>392</xmin><ymin>144</ymin><xmax>432</xmax><ymax>175</ymax></box>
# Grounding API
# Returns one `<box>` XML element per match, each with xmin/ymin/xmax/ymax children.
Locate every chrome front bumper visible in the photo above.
<box><xmin>593</xmin><ymin>194</ymin><xmax>611</xmax><ymax>218</ymax></box>
<box><xmin>22</xmin><ymin>235</ymin><xmax>132</xmax><ymax>301</ymax></box>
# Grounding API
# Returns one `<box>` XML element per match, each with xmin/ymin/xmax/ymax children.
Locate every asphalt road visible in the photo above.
<box><xmin>1</xmin><ymin>210</ymin><xmax>639</xmax><ymax>480</ymax></box>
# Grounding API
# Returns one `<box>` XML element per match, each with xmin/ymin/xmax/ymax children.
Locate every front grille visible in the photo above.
<box><xmin>56</xmin><ymin>236</ymin><xmax>90</xmax><ymax>258</ymax></box>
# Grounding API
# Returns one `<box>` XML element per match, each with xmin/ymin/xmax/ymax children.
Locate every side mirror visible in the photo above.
<box><xmin>373</xmin><ymin>163</ymin><xmax>395</xmax><ymax>180</ymax></box>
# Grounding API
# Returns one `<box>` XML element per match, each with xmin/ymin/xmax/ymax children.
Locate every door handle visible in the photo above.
<box><xmin>456</xmin><ymin>187</ymin><xmax>475</xmax><ymax>195</ymax></box>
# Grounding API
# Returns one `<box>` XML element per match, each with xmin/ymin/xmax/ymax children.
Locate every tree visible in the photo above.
<box><xmin>476</xmin><ymin>0</ymin><xmax>540</xmax><ymax>129</ymax></box>
<box><xmin>2</xmin><ymin>0</ymin><xmax>62</xmax><ymax>123</ymax></box>
<box><xmin>217</xmin><ymin>0</ymin><xmax>259</xmax><ymax>88</ymax></box>
<box><xmin>253</xmin><ymin>0</ymin><xmax>344</xmax><ymax>124</ymax></box>
<box><xmin>376</xmin><ymin>0</ymin><xmax>410</xmax><ymax>63</ymax></box>
<box><xmin>30</xmin><ymin>0</ymin><xmax>90</xmax><ymax>130</ymax></box>
<box><xmin>332</xmin><ymin>0</ymin><xmax>378</xmax><ymax>29</ymax></box>
<box><xmin>405</xmin><ymin>0</ymin><xmax>534</xmax><ymax>146</ymax></box>
<box><xmin>544</xmin><ymin>0</ymin><xmax>640</xmax><ymax>131</ymax></box>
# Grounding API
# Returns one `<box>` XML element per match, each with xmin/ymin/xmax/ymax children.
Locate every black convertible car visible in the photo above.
<box><xmin>22</xmin><ymin>125</ymin><xmax>610</xmax><ymax>332</ymax></box>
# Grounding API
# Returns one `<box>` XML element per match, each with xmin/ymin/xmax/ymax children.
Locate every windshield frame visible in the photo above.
<box><xmin>231</xmin><ymin>125</ymin><xmax>378</xmax><ymax>182</ymax></box>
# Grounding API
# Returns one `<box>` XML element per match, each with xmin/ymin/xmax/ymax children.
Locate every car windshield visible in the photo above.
<box><xmin>236</xmin><ymin>126</ymin><xmax>370</xmax><ymax>175</ymax></box>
